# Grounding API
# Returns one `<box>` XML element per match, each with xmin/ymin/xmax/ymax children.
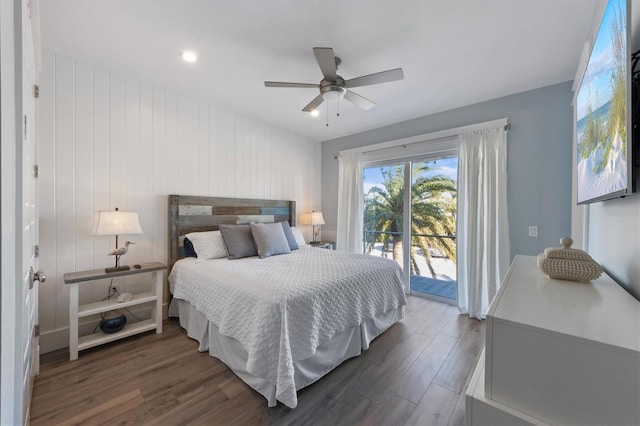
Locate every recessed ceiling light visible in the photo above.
<box><xmin>182</xmin><ymin>51</ymin><xmax>197</xmax><ymax>63</ymax></box>
<box><xmin>310</xmin><ymin>110</ymin><xmax>319</xmax><ymax>117</ymax></box>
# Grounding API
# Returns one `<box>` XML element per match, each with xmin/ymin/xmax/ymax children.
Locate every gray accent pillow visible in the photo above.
<box><xmin>250</xmin><ymin>222</ymin><xmax>292</xmax><ymax>259</ymax></box>
<box><xmin>219</xmin><ymin>224</ymin><xmax>258</xmax><ymax>260</ymax></box>
<box><xmin>280</xmin><ymin>221</ymin><xmax>299</xmax><ymax>250</ymax></box>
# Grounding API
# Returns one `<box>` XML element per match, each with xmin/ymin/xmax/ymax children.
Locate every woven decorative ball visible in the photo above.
<box><xmin>537</xmin><ymin>237</ymin><xmax>603</xmax><ymax>282</ymax></box>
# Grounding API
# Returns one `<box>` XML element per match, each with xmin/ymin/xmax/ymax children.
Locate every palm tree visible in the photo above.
<box><xmin>364</xmin><ymin>163</ymin><xmax>456</xmax><ymax>278</ymax></box>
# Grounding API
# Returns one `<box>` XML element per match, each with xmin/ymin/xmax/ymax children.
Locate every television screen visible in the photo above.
<box><xmin>576</xmin><ymin>0</ymin><xmax>632</xmax><ymax>204</ymax></box>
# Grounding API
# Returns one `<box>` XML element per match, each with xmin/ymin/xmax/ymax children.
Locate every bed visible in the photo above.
<box><xmin>167</xmin><ymin>195</ymin><xmax>407</xmax><ymax>408</ymax></box>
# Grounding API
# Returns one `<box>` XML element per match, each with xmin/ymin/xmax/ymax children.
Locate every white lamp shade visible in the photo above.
<box><xmin>94</xmin><ymin>210</ymin><xmax>143</xmax><ymax>236</ymax></box>
<box><xmin>310</xmin><ymin>211</ymin><xmax>325</xmax><ymax>226</ymax></box>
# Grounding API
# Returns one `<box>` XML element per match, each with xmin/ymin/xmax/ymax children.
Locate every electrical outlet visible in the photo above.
<box><xmin>528</xmin><ymin>226</ymin><xmax>538</xmax><ymax>238</ymax></box>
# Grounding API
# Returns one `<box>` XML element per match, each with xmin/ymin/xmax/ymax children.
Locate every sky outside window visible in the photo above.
<box><xmin>363</xmin><ymin>157</ymin><xmax>458</xmax><ymax>194</ymax></box>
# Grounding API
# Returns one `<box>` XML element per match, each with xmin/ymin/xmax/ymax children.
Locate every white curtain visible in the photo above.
<box><xmin>336</xmin><ymin>152</ymin><xmax>363</xmax><ymax>252</ymax></box>
<box><xmin>457</xmin><ymin>127</ymin><xmax>510</xmax><ymax>319</ymax></box>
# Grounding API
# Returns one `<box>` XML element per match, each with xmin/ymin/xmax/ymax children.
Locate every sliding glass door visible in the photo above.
<box><xmin>408</xmin><ymin>157</ymin><xmax>458</xmax><ymax>303</ymax></box>
<box><xmin>363</xmin><ymin>156</ymin><xmax>458</xmax><ymax>303</ymax></box>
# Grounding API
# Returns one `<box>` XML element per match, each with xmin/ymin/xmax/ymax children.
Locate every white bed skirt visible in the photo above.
<box><xmin>169</xmin><ymin>298</ymin><xmax>404</xmax><ymax>407</ymax></box>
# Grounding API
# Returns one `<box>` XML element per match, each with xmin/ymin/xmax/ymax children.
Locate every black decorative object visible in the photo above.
<box><xmin>99</xmin><ymin>314</ymin><xmax>127</xmax><ymax>334</ymax></box>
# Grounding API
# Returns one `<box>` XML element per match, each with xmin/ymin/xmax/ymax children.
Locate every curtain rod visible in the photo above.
<box><xmin>358</xmin><ymin>134</ymin><xmax>458</xmax><ymax>158</ymax></box>
<box><xmin>335</xmin><ymin>117</ymin><xmax>510</xmax><ymax>160</ymax></box>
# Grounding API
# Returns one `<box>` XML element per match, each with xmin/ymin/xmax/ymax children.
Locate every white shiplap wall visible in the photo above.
<box><xmin>38</xmin><ymin>51</ymin><xmax>321</xmax><ymax>352</ymax></box>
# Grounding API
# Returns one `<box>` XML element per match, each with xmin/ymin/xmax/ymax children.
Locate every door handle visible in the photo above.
<box><xmin>29</xmin><ymin>267</ymin><xmax>46</xmax><ymax>289</ymax></box>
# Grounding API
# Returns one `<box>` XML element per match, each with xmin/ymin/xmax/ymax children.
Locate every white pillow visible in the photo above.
<box><xmin>185</xmin><ymin>230</ymin><xmax>227</xmax><ymax>261</ymax></box>
<box><xmin>290</xmin><ymin>226</ymin><xmax>307</xmax><ymax>247</ymax></box>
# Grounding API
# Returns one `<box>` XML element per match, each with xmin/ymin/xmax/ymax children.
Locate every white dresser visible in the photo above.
<box><xmin>466</xmin><ymin>255</ymin><xmax>640</xmax><ymax>426</ymax></box>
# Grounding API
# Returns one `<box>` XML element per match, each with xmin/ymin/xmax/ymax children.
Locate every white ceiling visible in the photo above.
<box><xmin>40</xmin><ymin>0</ymin><xmax>600</xmax><ymax>142</ymax></box>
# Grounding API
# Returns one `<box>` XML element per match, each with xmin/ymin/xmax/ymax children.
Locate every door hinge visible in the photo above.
<box><xmin>34</xmin><ymin>84</ymin><xmax>40</xmax><ymax>99</ymax></box>
<box><xmin>33</xmin><ymin>164</ymin><xmax>39</xmax><ymax>178</ymax></box>
<box><xmin>34</xmin><ymin>245</ymin><xmax>39</xmax><ymax>257</ymax></box>
<box><xmin>34</xmin><ymin>324</ymin><xmax>40</xmax><ymax>337</ymax></box>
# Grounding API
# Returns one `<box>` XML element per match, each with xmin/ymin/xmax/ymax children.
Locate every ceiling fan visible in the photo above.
<box><xmin>264</xmin><ymin>47</ymin><xmax>404</xmax><ymax>113</ymax></box>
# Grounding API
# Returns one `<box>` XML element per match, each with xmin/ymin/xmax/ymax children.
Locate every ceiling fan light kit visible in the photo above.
<box><xmin>265</xmin><ymin>47</ymin><xmax>403</xmax><ymax>120</ymax></box>
<box><xmin>321</xmin><ymin>85</ymin><xmax>346</xmax><ymax>102</ymax></box>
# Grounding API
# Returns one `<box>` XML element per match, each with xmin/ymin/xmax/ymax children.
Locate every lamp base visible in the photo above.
<box><xmin>105</xmin><ymin>265</ymin><xmax>130</xmax><ymax>274</ymax></box>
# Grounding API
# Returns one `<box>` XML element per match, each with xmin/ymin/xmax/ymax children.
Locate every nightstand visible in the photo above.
<box><xmin>308</xmin><ymin>241</ymin><xmax>335</xmax><ymax>250</ymax></box>
<box><xmin>64</xmin><ymin>262</ymin><xmax>166</xmax><ymax>361</ymax></box>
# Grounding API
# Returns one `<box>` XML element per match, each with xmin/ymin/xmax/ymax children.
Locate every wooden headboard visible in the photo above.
<box><xmin>168</xmin><ymin>195</ymin><xmax>296</xmax><ymax>271</ymax></box>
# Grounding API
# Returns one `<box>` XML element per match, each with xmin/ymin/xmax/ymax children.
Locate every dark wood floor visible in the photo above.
<box><xmin>31</xmin><ymin>296</ymin><xmax>485</xmax><ymax>426</ymax></box>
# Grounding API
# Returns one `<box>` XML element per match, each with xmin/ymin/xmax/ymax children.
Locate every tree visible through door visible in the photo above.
<box><xmin>363</xmin><ymin>157</ymin><xmax>458</xmax><ymax>302</ymax></box>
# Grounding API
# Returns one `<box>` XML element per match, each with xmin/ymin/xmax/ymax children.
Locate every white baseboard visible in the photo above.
<box><xmin>40</xmin><ymin>327</ymin><xmax>69</xmax><ymax>354</ymax></box>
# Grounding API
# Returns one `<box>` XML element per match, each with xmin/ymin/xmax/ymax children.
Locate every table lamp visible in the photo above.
<box><xmin>94</xmin><ymin>208</ymin><xmax>143</xmax><ymax>273</ymax></box>
<box><xmin>304</xmin><ymin>210</ymin><xmax>325</xmax><ymax>243</ymax></box>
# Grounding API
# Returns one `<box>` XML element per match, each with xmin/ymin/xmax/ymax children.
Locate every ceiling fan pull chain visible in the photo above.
<box><xmin>326</xmin><ymin>102</ymin><xmax>329</xmax><ymax>127</ymax></box>
<box><xmin>337</xmin><ymin>99</ymin><xmax>340</xmax><ymax>117</ymax></box>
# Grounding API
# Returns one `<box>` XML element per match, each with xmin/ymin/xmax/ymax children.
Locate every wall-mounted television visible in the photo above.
<box><xmin>576</xmin><ymin>0</ymin><xmax>635</xmax><ymax>204</ymax></box>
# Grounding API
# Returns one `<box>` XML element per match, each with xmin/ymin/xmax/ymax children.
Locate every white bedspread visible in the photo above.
<box><xmin>168</xmin><ymin>246</ymin><xmax>407</xmax><ymax>408</ymax></box>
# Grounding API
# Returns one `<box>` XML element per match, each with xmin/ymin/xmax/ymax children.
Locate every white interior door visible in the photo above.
<box><xmin>22</xmin><ymin>0</ymin><xmax>41</xmax><ymax>421</ymax></box>
<box><xmin>1</xmin><ymin>0</ymin><xmax>41</xmax><ymax>424</ymax></box>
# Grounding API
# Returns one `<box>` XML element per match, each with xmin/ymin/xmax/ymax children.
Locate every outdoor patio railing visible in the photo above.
<box><xmin>363</xmin><ymin>229</ymin><xmax>458</xmax><ymax>299</ymax></box>
<box><xmin>363</xmin><ymin>229</ymin><xmax>456</xmax><ymax>255</ymax></box>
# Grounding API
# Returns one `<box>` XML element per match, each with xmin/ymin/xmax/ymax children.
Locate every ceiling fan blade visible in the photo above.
<box><xmin>313</xmin><ymin>47</ymin><xmax>337</xmax><ymax>81</ymax></box>
<box><xmin>265</xmin><ymin>81</ymin><xmax>320</xmax><ymax>88</ymax></box>
<box><xmin>345</xmin><ymin>68</ymin><xmax>404</xmax><ymax>88</ymax></box>
<box><xmin>302</xmin><ymin>94</ymin><xmax>324</xmax><ymax>112</ymax></box>
<box><xmin>344</xmin><ymin>90</ymin><xmax>375</xmax><ymax>110</ymax></box>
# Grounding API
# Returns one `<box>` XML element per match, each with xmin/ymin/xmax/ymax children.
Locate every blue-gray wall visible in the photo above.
<box><xmin>321</xmin><ymin>81</ymin><xmax>574</xmax><ymax>259</ymax></box>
